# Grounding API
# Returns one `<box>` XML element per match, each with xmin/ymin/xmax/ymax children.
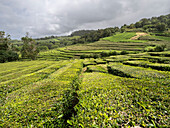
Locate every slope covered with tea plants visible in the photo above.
<box><xmin>1</xmin><ymin>48</ymin><xmax>170</xmax><ymax>127</ymax></box>
<box><xmin>0</xmin><ymin>14</ymin><xmax>170</xmax><ymax>127</ymax></box>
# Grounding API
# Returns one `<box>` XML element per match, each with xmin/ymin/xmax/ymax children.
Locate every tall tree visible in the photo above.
<box><xmin>0</xmin><ymin>31</ymin><xmax>18</xmax><ymax>63</ymax></box>
<box><xmin>0</xmin><ymin>31</ymin><xmax>11</xmax><ymax>51</ymax></box>
<box><xmin>21</xmin><ymin>33</ymin><xmax>39</xmax><ymax>60</ymax></box>
<box><xmin>156</xmin><ymin>23</ymin><xmax>166</xmax><ymax>32</ymax></box>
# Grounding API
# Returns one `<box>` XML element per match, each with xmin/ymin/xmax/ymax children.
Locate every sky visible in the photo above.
<box><xmin>0</xmin><ymin>0</ymin><xmax>169</xmax><ymax>39</ymax></box>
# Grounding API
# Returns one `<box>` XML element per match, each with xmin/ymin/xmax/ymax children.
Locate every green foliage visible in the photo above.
<box><xmin>144</xmin><ymin>46</ymin><xmax>156</xmax><ymax>52</ymax></box>
<box><xmin>123</xmin><ymin>60</ymin><xmax>170</xmax><ymax>71</ymax></box>
<box><xmin>138</xmin><ymin>35</ymin><xmax>161</xmax><ymax>41</ymax></box>
<box><xmin>94</xmin><ymin>59</ymin><xmax>106</xmax><ymax>64</ymax></box>
<box><xmin>0</xmin><ymin>50</ymin><xmax>170</xmax><ymax>127</ymax></box>
<box><xmin>72</xmin><ymin>27</ymin><xmax>119</xmax><ymax>44</ymax></box>
<box><xmin>83</xmin><ymin>59</ymin><xmax>96</xmax><ymax>67</ymax></box>
<box><xmin>105</xmin><ymin>55</ymin><xmax>130</xmax><ymax>63</ymax></box>
<box><xmin>0</xmin><ymin>13</ymin><xmax>170</xmax><ymax>128</ymax></box>
<box><xmin>38</xmin><ymin>49</ymin><xmax>73</xmax><ymax>61</ymax></box>
<box><xmin>108</xmin><ymin>62</ymin><xmax>170</xmax><ymax>80</ymax></box>
<box><xmin>0</xmin><ymin>31</ymin><xmax>19</xmax><ymax>63</ymax></box>
<box><xmin>80</xmin><ymin>54</ymin><xmax>99</xmax><ymax>59</ymax></box>
<box><xmin>38</xmin><ymin>46</ymin><xmax>49</xmax><ymax>51</ymax></box>
<box><xmin>155</xmin><ymin>32</ymin><xmax>170</xmax><ymax>37</ymax></box>
<box><xmin>21</xmin><ymin>34</ymin><xmax>39</xmax><ymax>60</ymax></box>
<box><xmin>101</xmin><ymin>51</ymin><xmax>117</xmax><ymax>57</ymax></box>
<box><xmin>144</xmin><ymin>44</ymin><xmax>166</xmax><ymax>52</ymax></box>
<box><xmin>0</xmin><ymin>50</ymin><xmax>19</xmax><ymax>63</ymax></box>
<box><xmin>71</xmin><ymin>30</ymin><xmax>95</xmax><ymax>36</ymax></box>
<box><xmin>154</xmin><ymin>44</ymin><xmax>167</xmax><ymax>52</ymax></box>
<box><xmin>51</xmin><ymin>44</ymin><xmax>59</xmax><ymax>49</ymax></box>
<box><xmin>70</xmin><ymin>72</ymin><xmax>169</xmax><ymax>127</ymax></box>
<box><xmin>103</xmin><ymin>32</ymin><xmax>146</xmax><ymax>43</ymax></box>
<box><xmin>0</xmin><ymin>31</ymin><xmax>10</xmax><ymax>51</ymax></box>
<box><xmin>0</xmin><ymin>60</ymin><xmax>83</xmax><ymax>127</ymax></box>
<box><xmin>156</xmin><ymin>23</ymin><xmax>166</xmax><ymax>32</ymax></box>
<box><xmin>120</xmin><ymin>50</ymin><xmax>129</xmax><ymax>55</ymax></box>
<box><xmin>144</xmin><ymin>56</ymin><xmax>170</xmax><ymax>64</ymax></box>
<box><xmin>148</xmin><ymin>51</ymin><xmax>170</xmax><ymax>57</ymax></box>
<box><xmin>86</xmin><ymin>65</ymin><xmax>107</xmax><ymax>73</ymax></box>
<box><xmin>152</xmin><ymin>35</ymin><xmax>170</xmax><ymax>42</ymax></box>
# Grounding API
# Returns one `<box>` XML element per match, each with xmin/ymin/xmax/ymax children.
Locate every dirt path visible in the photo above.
<box><xmin>130</xmin><ymin>32</ymin><xmax>148</xmax><ymax>40</ymax></box>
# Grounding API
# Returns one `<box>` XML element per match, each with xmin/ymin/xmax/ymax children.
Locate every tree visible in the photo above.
<box><xmin>129</xmin><ymin>23</ymin><xmax>135</xmax><ymax>29</ymax></box>
<box><xmin>113</xmin><ymin>27</ymin><xmax>120</xmax><ymax>32</ymax></box>
<box><xmin>0</xmin><ymin>31</ymin><xmax>19</xmax><ymax>63</ymax></box>
<box><xmin>21</xmin><ymin>33</ymin><xmax>39</xmax><ymax>60</ymax></box>
<box><xmin>120</xmin><ymin>27</ymin><xmax>125</xmax><ymax>33</ymax></box>
<box><xmin>140</xmin><ymin>18</ymin><xmax>151</xmax><ymax>26</ymax></box>
<box><xmin>156</xmin><ymin>23</ymin><xmax>166</xmax><ymax>32</ymax></box>
<box><xmin>0</xmin><ymin>31</ymin><xmax>11</xmax><ymax>51</ymax></box>
<box><xmin>135</xmin><ymin>22</ymin><xmax>142</xmax><ymax>28</ymax></box>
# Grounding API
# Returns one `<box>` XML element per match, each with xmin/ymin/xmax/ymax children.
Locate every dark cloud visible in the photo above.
<box><xmin>0</xmin><ymin>0</ymin><xmax>169</xmax><ymax>39</ymax></box>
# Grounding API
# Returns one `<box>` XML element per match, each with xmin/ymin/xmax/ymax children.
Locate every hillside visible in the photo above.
<box><xmin>9</xmin><ymin>14</ymin><xmax>170</xmax><ymax>57</ymax></box>
<box><xmin>0</xmin><ymin>14</ymin><xmax>170</xmax><ymax>127</ymax></box>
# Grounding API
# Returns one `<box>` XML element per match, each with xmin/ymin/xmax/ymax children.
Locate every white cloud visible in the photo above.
<box><xmin>0</xmin><ymin>0</ymin><xmax>169</xmax><ymax>39</ymax></box>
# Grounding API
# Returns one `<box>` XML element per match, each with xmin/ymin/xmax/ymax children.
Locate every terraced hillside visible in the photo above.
<box><xmin>36</xmin><ymin>32</ymin><xmax>170</xmax><ymax>61</ymax></box>
<box><xmin>0</xmin><ymin>60</ymin><xmax>83</xmax><ymax>127</ymax></box>
<box><xmin>69</xmin><ymin>53</ymin><xmax>170</xmax><ymax>127</ymax></box>
<box><xmin>0</xmin><ymin>31</ymin><xmax>170</xmax><ymax>127</ymax></box>
<box><xmin>1</xmin><ymin>49</ymin><xmax>170</xmax><ymax>127</ymax></box>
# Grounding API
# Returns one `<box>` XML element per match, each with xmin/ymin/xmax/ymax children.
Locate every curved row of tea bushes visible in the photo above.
<box><xmin>0</xmin><ymin>60</ymin><xmax>83</xmax><ymax>127</ymax></box>
<box><xmin>69</xmin><ymin>72</ymin><xmax>169</xmax><ymax>127</ymax></box>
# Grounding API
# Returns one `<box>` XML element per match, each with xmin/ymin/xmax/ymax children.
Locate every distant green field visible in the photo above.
<box><xmin>152</xmin><ymin>35</ymin><xmax>170</xmax><ymax>41</ymax></box>
<box><xmin>36</xmin><ymin>38</ymin><xmax>59</xmax><ymax>43</ymax></box>
<box><xmin>102</xmin><ymin>32</ymin><xmax>147</xmax><ymax>43</ymax></box>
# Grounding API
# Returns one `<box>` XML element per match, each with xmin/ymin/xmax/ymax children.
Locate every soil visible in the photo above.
<box><xmin>130</xmin><ymin>32</ymin><xmax>148</xmax><ymax>40</ymax></box>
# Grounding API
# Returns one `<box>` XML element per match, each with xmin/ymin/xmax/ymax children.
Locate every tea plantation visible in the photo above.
<box><xmin>0</xmin><ymin>32</ymin><xmax>170</xmax><ymax>127</ymax></box>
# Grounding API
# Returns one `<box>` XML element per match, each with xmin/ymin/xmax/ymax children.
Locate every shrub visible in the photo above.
<box><xmin>154</xmin><ymin>44</ymin><xmax>166</xmax><ymax>52</ymax></box>
<box><xmin>144</xmin><ymin>46</ymin><xmax>155</xmax><ymax>52</ymax></box>
<box><xmin>51</xmin><ymin>45</ymin><xmax>59</xmax><ymax>49</ymax></box>
<box><xmin>80</xmin><ymin>54</ymin><xmax>99</xmax><ymax>59</ymax></box>
<box><xmin>156</xmin><ymin>23</ymin><xmax>166</xmax><ymax>32</ymax></box>
<box><xmin>101</xmin><ymin>51</ymin><xmax>117</xmax><ymax>57</ymax></box>
<box><xmin>120</xmin><ymin>50</ymin><xmax>129</xmax><ymax>55</ymax></box>
<box><xmin>155</xmin><ymin>32</ymin><xmax>170</xmax><ymax>37</ymax></box>
<box><xmin>101</xmin><ymin>51</ymin><xmax>109</xmax><ymax>57</ymax></box>
<box><xmin>38</xmin><ymin>46</ymin><xmax>49</xmax><ymax>51</ymax></box>
<box><xmin>138</xmin><ymin>35</ymin><xmax>161</xmax><ymax>41</ymax></box>
<box><xmin>0</xmin><ymin>50</ymin><xmax>19</xmax><ymax>63</ymax></box>
<box><xmin>144</xmin><ymin>45</ymin><xmax>166</xmax><ymax>52</ymax></box>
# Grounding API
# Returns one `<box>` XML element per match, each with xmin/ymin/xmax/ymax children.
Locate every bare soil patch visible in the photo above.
<box><xmin>130</xmin><ymin>32</ymin><xmax>148</xmax><ymax>40</ymax></box>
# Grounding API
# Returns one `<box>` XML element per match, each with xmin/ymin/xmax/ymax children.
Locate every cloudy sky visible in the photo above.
<box><xmin>0</xmin><ymin>0</ymin><xmax>169</xmax><ymax>39</ymax></box>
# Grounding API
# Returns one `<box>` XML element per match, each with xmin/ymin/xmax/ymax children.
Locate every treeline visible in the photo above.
<box><xmin>35</xmin><ymin>35</ymin><xmax>58</xmax><ymax>40</ymax></box>
<box><xmin>0</xmin><ymin>31</ymin><xmax>39</xmax><ymax>63</ymax></box>
<box><xmin>71</xmin><ymin>27</ymin><xmax>120</xmax><ymax>44</ymax></box>
<box><xmin>71</xmin><ymin>30</ymin><xmax>95</xmax><ymax>36</ymax></box>
<box><xmin>121</xmin><ymin>14</ymin><xmax>170</xmax><ymax>34</ymax></box>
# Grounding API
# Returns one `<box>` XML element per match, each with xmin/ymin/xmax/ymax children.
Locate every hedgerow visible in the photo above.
<box><xmin>86</xmin><ymin>65</ymin><xmax>107</xmax><ymax>73</ymax></box>
<box><xmin>0</xmin><ymin>60</ymin><xmax>83</xmax><ymax>127</ymax></box>
<box><xmin>107</xmin><ymin>63</ymin><xmax>170</xmax><ymax>80</ymax></box>
<box><xmin>69</xmin><ymin>72</ymin><xmax>169</xmax><ymax>127</ymax></box>
<box><xmin>123</xmin><ymin>60</ymin><xmax>170</xmax><ymax>71</ymax></box>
